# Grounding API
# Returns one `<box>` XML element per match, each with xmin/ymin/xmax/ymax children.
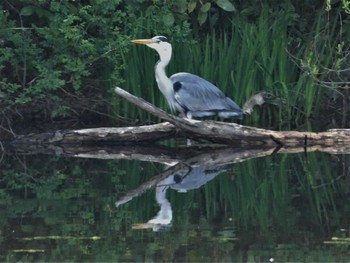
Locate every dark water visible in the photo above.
<box><xmin>0</xmin><ymin>145</ymin><xmax>349</xmax><ymax>262</ymax></box>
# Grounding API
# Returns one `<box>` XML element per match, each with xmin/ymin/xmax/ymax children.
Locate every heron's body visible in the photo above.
<box><xmin>132</xmin><ymin>36</ymin><xmax>243</xmax><ymax>119</ymax></box>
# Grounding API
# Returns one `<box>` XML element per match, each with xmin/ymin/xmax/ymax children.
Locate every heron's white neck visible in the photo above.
<box><xmin>154</xmin><ymin>47</ymin><xmax>176</xmax><ymax>111</ymax></box>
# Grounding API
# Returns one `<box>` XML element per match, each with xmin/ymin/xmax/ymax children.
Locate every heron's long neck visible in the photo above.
<box><xmin>155</xmin><ymin>52</ymin><xmax>176</xmax><ymax>111</ymax></box>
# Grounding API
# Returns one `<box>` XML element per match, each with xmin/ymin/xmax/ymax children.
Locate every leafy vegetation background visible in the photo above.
<box><xmin>1</xmin><ymin>0</ymin><xmax>350</xmax><ymax>137</ymax></box>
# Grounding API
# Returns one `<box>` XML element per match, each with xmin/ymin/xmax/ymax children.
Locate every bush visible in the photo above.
<box><xmin>0</xmin><ymin>0</ymin><xmax>129</xmax><ymax>121</ymax></box>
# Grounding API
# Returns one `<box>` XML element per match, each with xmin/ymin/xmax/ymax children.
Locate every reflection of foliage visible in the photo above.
<box><xmin>0</xmin><ymin>152</ymin><xmax>349</xmax><ymax>261</ymax></box>
<box><xmin>0</xmin><ymin>155</ymin><xmax>129</xmax><ymax>260</ymax></box>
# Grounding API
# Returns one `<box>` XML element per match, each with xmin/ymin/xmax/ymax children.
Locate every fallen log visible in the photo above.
<box><xmin>9</xmin><ymin>122</ymin><xmax>179</xmax><ymax>146</ymax></box>
<box><xmin>3</xmin><ymin>87</ymin><xmax>350</xmax><ymax>150</ymax></box>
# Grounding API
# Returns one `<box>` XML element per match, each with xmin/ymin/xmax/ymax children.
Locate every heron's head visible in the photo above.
<box><xmin>132</xmin><ymin>36</ymin><xmax>172</xmax><ymax>62</ymax></box>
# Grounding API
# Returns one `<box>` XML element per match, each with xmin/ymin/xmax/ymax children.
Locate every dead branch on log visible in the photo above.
<box><xmin>242</xmin><ymin>92</ymin><xmax>274</xmax><ymax>114</ymax></box>
<box><xmin>114</xmin><ymin>87</ymin><xmax>350</xmax><ymax>148</ymax></box>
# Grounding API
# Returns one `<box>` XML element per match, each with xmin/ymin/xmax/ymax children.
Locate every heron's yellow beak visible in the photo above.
<box><xmin>131</xmin><ymin>39</ymin><xmax>158</xmax><ymax>45</ymax></box>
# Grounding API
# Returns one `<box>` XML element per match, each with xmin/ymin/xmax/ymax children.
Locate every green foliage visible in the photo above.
<box><xmin>124</xmin><ymin>0</ymin><xmax>235</xmax><ymax>30</ymax></box>
<box><xmin>0</xmin><ymin>0</ymin><xmax>350</xmax><ymax>128</ymax></box>
<box><xmin>0</xmin><ymin>0</ymin><xmax>129</xmax><ymax>118</ymax></box>
<box><xmin>186</xmin><ymin>0</ymin><xmax>235</xmax><ymax>26</ymax></box>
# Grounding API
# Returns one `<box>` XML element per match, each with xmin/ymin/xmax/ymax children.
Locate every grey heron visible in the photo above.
<box><xmin>131</xmin><ymin>36</ymin><xmax>243</xmax><ymax>119</ymax></box>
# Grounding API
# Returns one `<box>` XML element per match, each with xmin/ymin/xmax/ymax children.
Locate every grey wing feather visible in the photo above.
<box><xmin>170</xmin><ymin>73</ymin><xmax>241</xmax><ymax>113</ymax></box>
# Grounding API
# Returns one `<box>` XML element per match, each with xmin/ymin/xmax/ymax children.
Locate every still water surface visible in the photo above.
<box><xmin>0</xmin><ymin>144</ymin><xmax>349</xmax><ymax>262</ymax></box>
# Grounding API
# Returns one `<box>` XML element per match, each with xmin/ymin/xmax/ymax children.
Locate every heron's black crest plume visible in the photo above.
<box><xmin>154</xmin><ymin>36</ymin><xmax>170</xmax><ymax>43</ymax></box>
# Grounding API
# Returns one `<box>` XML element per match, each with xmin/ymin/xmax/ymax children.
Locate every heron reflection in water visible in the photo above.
<box><xmin>131</xmin><ymin>165</ymin><xmax>226</xmax><ymax>232</ymax></box>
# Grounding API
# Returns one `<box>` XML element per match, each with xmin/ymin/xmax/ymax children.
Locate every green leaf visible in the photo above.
<box><xmin>216</xmin><ymin>0</ymin><xmax>235</xmax><ymax>12</ymax></box>
<box><xmin>174</xmin><ymin>0</ymin><xmax>188</xmax><ymax>13</ymax></box>
<box><xmin>198</xmin><ymin>11</ymin><xmax>208</xmax><ymax>26</ymax></box>
<box><xmin>163</xmin><ymin>13</ymin><xmax>175</xmax><ymax>26</ymax></box>
<box><xmin>200</xmin><ymin>3</ymin><xmax>211</xmax><ymax>13</ymax></box>
<box><xmin>20</xmin><ymin>6</ymin><xmax>34</xmax><ymax>16</ymax></box>
<box><xmin>188</xmin><ymin>0</ymin><xmax>197</xmax><ymax>13</ymax></box>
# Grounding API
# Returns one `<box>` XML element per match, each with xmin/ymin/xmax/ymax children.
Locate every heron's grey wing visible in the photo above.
<box><xmin>170</xmin><ymin>166</ymin><xmax>226</xmax><ymax>192</ymax></box>
<box><xmin>170</xmin><ymin>73</ymin><xmax>241</xmax><ymax>114</ymax></box>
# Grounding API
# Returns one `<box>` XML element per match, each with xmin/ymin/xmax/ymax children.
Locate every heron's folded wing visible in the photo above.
<box><xmin>170</xmin><ymin>72</ymin><xmax>241</xmax><ymax>112</ymax></box>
